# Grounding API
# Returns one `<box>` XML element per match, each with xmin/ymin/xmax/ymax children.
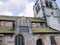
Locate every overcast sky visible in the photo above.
<box><xmin>0</xmin><ymin>0</ymin><xmax>60</xmax><ymax>17</ymax></box>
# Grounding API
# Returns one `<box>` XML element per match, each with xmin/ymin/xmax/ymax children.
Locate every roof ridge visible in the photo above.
<box><xmin>48</xmin><ymin>26</ymin><xmax>59</xmax><ymax>31</ymax></box>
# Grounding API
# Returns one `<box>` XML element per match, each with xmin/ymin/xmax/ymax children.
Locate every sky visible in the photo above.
<box><xmin>0</xmin><ymin>0</ymin><xmax>60</xmax><ymax>17</ymax></box>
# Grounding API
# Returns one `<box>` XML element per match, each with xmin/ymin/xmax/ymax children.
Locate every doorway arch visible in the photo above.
<box><xmin>36</xmin><ymin>39</ymin><xmax>43</xmax><ymax>45</ymax></box>
<box><xmin>15</xmin><ymin>34</ymin><xmax>24</xmax><ymax>45</ymax></box>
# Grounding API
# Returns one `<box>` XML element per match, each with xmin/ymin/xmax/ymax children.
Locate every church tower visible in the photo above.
<box><xmin>33</xmin><ymin>0</ymin><xmax>60</xmax><ymax>31</ymax></box>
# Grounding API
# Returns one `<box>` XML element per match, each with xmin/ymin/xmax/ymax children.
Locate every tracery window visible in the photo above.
<box><xmin>15</xmin><ymin>35</ymin><xmax>24</xmax><ymax>45</ymax></box>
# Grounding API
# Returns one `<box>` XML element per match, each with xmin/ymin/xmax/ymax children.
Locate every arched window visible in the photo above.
<box><xmin>49</xmin><ymin>1</ymin><xmax>53</xmax><ymax>8</ymax></box>
<box><xmin>45</xmin><ymin>0</ymin><xmax>53</xmax><ymax>8</ymax></box>
<box><xmin>50</xmin><ymin>36</ymin><xmax>57</xmax><ymax>45</ymax></box>
<box><xmin>36</xmin><ymin>39</ymin><xmax>43</xmax><ymax>45</ymax></box>
<box><xmin>45</xmin><ymin>0</ymin><xmax>49</xmax><ymax>7</ymax></box>
<box><xmin>15</xmin><ymin>35</ymin><xmax>24</xmax><ymax>45</ymax></box>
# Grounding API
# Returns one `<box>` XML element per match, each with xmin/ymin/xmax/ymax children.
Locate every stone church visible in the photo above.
<box><xmin>0</xmin><ymin>0</ymin><xmax>60</xmax><ymax>45</ymax></box>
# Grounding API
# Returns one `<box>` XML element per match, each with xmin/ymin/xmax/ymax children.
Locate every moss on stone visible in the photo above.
<box><xmin>32</xmin><ymin>28</ymin><xmax>57</xmax><ymax>33</ymax></box>
<box><xmin>0</xmin><ymin>15</ymin><xmax>45</xmax><ymax>22</ymax></box>
<box><xmin>0</xmin><ymin>28</ymin><xmax>14</xmax><ymax>33</ymax></box>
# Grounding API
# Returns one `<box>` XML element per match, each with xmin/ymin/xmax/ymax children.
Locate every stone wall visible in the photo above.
<box><xmin>3</xmin><ymin>34</ymin><xmax>60</xmax><ymax>45</ymax></box>
<box><xmin>32</xmin><ymin>34</ymin><xmax>60</xmax><ymax>45</ymax></box>
<box><xmin>4</xmin><ymin>34</ymin><xmax>14</xmax><ymax>45</ymax></box>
